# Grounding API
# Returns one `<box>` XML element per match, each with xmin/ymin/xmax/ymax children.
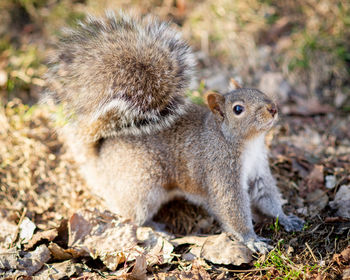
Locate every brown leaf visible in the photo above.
<box><xmin>333</xmin><ymin>246</ymin><xmax>350</xmax><ymax>266</ymax></box>
<box><xmin>305</xmin><ymin>165</ymin><xmax>324</xmax><ymax>193</ymax></box>
<box><xmin>306</xmin><ymin>189</ymin><xmax>328</xmax><ymax>216</ymax></box>
<box><xmin>200</xmin><ymin>233</ymin><xmax>252</xmax><ymax>265</ymax></box>
<box><xmin>48</xmin><ymin>242</ymin><xmax>80</xmax><ymax>260</ymax></box>
<box><xmin>24</xmin><ymin>228</ymin><xmax>58</xmax><ymax>250</ymax></box>
<box><xmin>34</xmin><ymin>260</ymin><xmax>83</xmax><ymax>279</ymax></box>
<box><xmin>0</xmin><ymin>244</ymin><xmax>51</xmax><ymax>277</ymax></box>
<box><xmin>0</xmin><ymin>218</ymin><xmax>17</xmax><ymax>250</ymax></box>
<box><xmin>191</xmin><ymin>259</ymin><xmax>211</xmax><ymax>280</ymax></box>
<box><xmin>19</xmin><ymin>217</ymin><xmax>36</xmax><ymax>244</ymax></box>
<box><xmin>67</xmin><ymin>209</ymin><xmax>139</xmax><ymax>271</ymax></box>
<box><xmin>171</xmin><ymin>235</ymin><xmax>208</xmax><ymax>247</ymax></box>
<box><xmin>137</xmin><ymin>227</ymin><xmax>174</xmax><ymax>265</ymax></box>
<box><xmin>172</xmin><ymin>233</ymin><xmax>252</xmax><ymax>265</ymax></box>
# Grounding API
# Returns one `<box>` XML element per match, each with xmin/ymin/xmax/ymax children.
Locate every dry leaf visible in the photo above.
<box><xmin>24</xmin><ymin>228</ymin><xmax>58</xmax><ymax>250</ymax></box>
<box><xmin>200</xmin><ymin>233</ymin><xmax>252</xmax><ymax>265</ymax></box>
<box><xmin>35</xmin><ymin>260</ymin><xmax>83</xmax><ymax>279</ymax></box>
<box><xmin>333</xmin><ymin>245</ymin><xmax>350</xmax><ymax>266</ymax></box>
<box><xmin>173</xmin><ymin>233</ymin><xmax>252</xmax><ymax>265</ymax></box>
<box><xmin>68</xmin><ymin>209</ymin><xmax>139</xmax><ymax>270</ymax></box>
<box><xmin>19</xmin><ymin>217</ymin><xmax>36</xmax><ymax>244</ymax></box>
<box><xmin>171</xmin><ymin>235</ymin><xmax>208</xmax><ymax>247</ymax></box>
<box><xmin>0</xmin><ymin>218</ymin><xmax>17</xmax><ymax>250</ymax></box>
<box><xmin>305</xmin><ymin>165</ymin><xmax>324</xmax><ymax>193</ymax></box>
<box><xmin>137</xmin><ymin>227</ymin><xmax>174</xmax><ymax>265</ymax></box>
<box><xmin>306</xmin><ymin>189</ymin><xmax>329</xmax><ymax>216</ymax></box>
<box><xmin>48</xmin><ymin>242</ymin><xmax>80</xmax><ymax>260</ymax></box>
<box><xmin>0</xmin><ymin>244</ymin><xmax>50</xmax><ymax>277</ymax></box>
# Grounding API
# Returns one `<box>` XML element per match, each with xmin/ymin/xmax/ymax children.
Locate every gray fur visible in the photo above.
<box><xmin>44</xmin><ymin>12</ymin><xmax>304</xmax><ymax>254</ymax></box>
<box><xmin>44</xmin><ymin>11</ymin><xmax>195</xmax><ymax>141</ymax></box>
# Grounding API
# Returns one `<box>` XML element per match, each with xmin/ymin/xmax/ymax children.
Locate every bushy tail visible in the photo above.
<box><xmin>44</xmin><ymin>11</ymin><xmax>195</xmax><ymax>142</ymax></box>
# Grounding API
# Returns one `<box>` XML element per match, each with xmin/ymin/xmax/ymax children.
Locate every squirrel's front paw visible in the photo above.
<box><xmin>280</xmin><ymin>214</ymin><xmax>304</xmax><ymax>232</ymax></box>
<box><xmin>245</xmin><ymin>237</ymin><xmax>272</xmax><ymax>254</ymax></box>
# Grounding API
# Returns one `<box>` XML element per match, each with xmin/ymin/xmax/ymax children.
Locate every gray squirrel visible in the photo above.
<box><xmin>44</xmin><ymin>11</ymin><xmax>304</xmax><ymax>253</ymax></box>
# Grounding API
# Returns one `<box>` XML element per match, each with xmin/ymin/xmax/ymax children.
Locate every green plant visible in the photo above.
<box><xmin>254</xmin><ymin>240</ymin><xmax>320</xmax><ymax>279</ymax></box>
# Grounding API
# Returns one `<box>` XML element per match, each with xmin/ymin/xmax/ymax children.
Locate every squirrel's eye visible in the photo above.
<box><xmin>233</xmin><ymin>105</ymin><xmax>244</xmax><ymax>115</ymax></box>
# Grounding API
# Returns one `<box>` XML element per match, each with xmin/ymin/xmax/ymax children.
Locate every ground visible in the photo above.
<box><xmin>0</xmin><ymin>1</ymin><xmax>349</xmax><ymax>279</ymax></box>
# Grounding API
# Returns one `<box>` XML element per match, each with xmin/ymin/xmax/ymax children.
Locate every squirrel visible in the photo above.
<box><xmin>44</xmin><ymin>11</ymin><xmax>304</xmax><ymax>253</ymax></box>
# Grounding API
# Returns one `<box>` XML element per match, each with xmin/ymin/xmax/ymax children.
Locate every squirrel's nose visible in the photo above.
<box><xmin>267</xmin><ymin>104</ymin><xmax>277</xmax><ymax>117</ymax></box>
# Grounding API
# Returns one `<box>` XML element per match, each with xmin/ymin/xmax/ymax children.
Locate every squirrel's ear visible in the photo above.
<box><xmin>206</xmin><ymin>92</ymin><xmax>226</xmax><ymax>121</ymax></box>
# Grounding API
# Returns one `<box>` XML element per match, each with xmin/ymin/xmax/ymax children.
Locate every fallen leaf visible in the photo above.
<box><xmin>306</xmin><ymin>189</ymin><xmax>329</xmax><ymax>216</ymax></box>
<box><xmin>0</xmin><ymin>244</ymin><xmax>51</xmax><ymax>277</ymax></box>
<box><xmin>68</xmin><ymin>209</ymin><xmax>139</xmax><ymax>271</ymax></box>
<box><xmin>200</xmin><ymin>233</ymin><xmax>252</xmax><ymax>265</ymax></box>
<box><xmin>171</xmin><ymin>235</ymin><xmax>207</xmax><ymax>262</ymax></box>
<box><xmin>48</xmin><ymin>242</ymin><xmax>80</xmax><ymax>260</ymax></box>
<box><xmin>35</xmin><ymin>260</ymin><xmax>83</xmax><ymax>279</ymax></box>
<box><xmin>19</xmin><ymin>217</ymin><xmax>36</xmax><ymax>244</ymax></box>
<box><xmin>24</xmin><ymin>228</ymin><xmax>58</xmax><ymax>250</ymax></box>
<box><xmin>173</xmin><ymin>233</ymin><xmax>252</xmax><ymax>265</ymax></box>
<box><xmin>171</xmin><ymin>235</ymin><xmax>208</xmax><ymax>247</ymax></box>
<box><xmin>305</xmin><ymin>165</ymin><xmax>324</xmax><ymax>193</ymax></box>
<box><xmin>137</xmin><ymin>227</ymin><xmax>174</xmax><ymax>265</ymax></box>
<box><xmin>333</xmin><ymin>245</ymin><xmax>350</xmax><ymax>266</ymax></box>
<box><xmin>0</xmin><ymin>218</ymin><xmax>17</xmax><ymax>250</ymax></box>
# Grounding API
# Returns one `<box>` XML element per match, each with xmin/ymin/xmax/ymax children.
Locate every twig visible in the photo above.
<box><xmin>10</xmin><ymin>207</ymin><xmax>27</xmax><ymax>248</ymax></box>
<box><xmin>305</xmin><ymin>242</ymin><xmax>318</xmax><ymax>263</ymax></box>
<box><xmin>219</xmin><ymin>267</ymin><xmax>274</xmax><ymax>273</ymax></box>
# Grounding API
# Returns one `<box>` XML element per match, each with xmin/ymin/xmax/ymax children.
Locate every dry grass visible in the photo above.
<box><xmin>0</xmin><ymin>99</ymin><xmax>100</xmax><ymax>231</ymax></box>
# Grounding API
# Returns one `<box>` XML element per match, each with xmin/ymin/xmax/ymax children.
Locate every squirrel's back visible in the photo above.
<box><xmin>45</xmin><ymin>11</ymin><xmax>195</xmax><ymax>141</ymax></box>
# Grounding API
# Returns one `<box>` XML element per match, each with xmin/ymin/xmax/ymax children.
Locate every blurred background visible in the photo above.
<box><xmin>0</xmin><ymin>0</ymin><xmax>349</xmax><ymax>110</ymax></box>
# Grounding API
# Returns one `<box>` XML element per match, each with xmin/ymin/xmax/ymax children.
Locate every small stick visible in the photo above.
<box><xmin>219</xmin><ymin>267</ymin><xmax>273</xmax><ymax>273</ymax></box>
<box><xmin>305</xmin><ymin>242</ymin><xmax>318</xmax><ymax>263</ymax></box>
<box><xmin>10</xmin><ymin>207</ymin><xmax>27</xmax><ymax>248</ymax></box>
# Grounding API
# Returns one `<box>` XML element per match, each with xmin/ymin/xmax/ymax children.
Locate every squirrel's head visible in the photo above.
<box><xmin>207</xmin><ymin>88</ymin><xmax>278</xmax><ymax>140</ymax></box>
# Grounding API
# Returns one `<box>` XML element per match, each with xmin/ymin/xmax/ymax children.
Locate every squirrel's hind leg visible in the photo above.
<box><xmin>100</xmin><ymin>179</ymin><xmax>169</xmax><ymax>225</ymax></box>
